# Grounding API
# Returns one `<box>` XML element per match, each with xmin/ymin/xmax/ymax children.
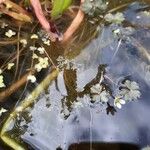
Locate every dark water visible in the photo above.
<box><xmin>0</xmin><ymin>1</ymin><xmax>150</xmax><ymax>150</ymax></box>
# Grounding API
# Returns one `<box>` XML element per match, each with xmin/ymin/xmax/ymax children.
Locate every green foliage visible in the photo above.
<box><xmin>51</xmin><ymin>0</ymin><xmax>72</xmax><ymax>19</ymax></box>
<box><xmin>104</xmin><ymin>12</ymin><xmax>125</xmax><ymax>24</ymax></box>
<box><xmin>24</xmin><ymin>0</ymin><xmax>30</xmax><ymax>7</ymax></box>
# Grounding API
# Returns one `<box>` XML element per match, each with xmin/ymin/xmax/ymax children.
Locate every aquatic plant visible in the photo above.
<box><xmin>0</xmin><ymin>107</ymin><xmax>7</xmax><ymax>117</ymax></box>
<box><xmin>51</xmin><ymin>0</ymin><xmax>73</xmax><ymax>19</ymax></box>
<box><xmin>104</xmin><ymin>12</ymin><xmax>125</xmax><ymax>24</ymax></box>
<box><xmin>0</xmin><ymin>0</ymin><xmax>150</xmax><ymax>149</ymax></box>
<box><xmin>114</xmin><ymin>96</ymin><xmax>126</xmax><ymax>109</ymax></box>
<box><xmin>81</xmin><ymin>0</ymin><xmax>107</xmax><ymax>16</ymax></box>
<box><xmin>119</xmin><ymin>80</ymin><xmax>141</xmax><ymax>101</ymax></box>
<box><xmin>90</xmin><ymin>83</ymin><xmax>110</xmax><ymax>103</ymax></box>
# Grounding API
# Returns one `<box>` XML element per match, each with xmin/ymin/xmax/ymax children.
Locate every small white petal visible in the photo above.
<box><xmin>7</xmin><ymin>63</ymin><xmax>14</xmax><ymax>70</ymax></box>
<box><xmin>32</xmin><ymin>53</ymin><xmax>38</xmax><ymax>59</ymax></box>
<box><xmin>100</xmin><ymin>91</ymin><xmax>109</xmax><ymax>103</ymax></box>
<box><xmin>43</xmin><ymin>40</ymin><xmax>50</xmax><ymax>45</ymax></box>
<box><xmin>20</xmin><ymin>39</ymin><xmax>27</xmax><ymax>47</ymax></box>
<box><xmin>116</xmin><ymin>103</ymin><xmax>122</xmax><ymax>109</ymax></box>
<box><xmin>92</xmin><ymin>95</ymin><xmax>100</xmax><ymax>102</ymax></box>
<box><xmin>37</xmin><ymin>47</ymin><xmax>45</xmax><ymax>54</ymax></box>
<box><xmin>30</xmin><ymin>46</ymin><xmax>37</xmax><ymax>51</ymax></box>
<box><xmin>0</xmin><ymin>75</ymin><xmax>5</xmax><ymax>88</ymax></box>
<box><xmin>5</xmin><ymin>30</ymin><xmax>16</xmax><ymax>38</ymax></box>
<box><xmin>0</xmin><ymin>108</ymin><xmax>7</xmax><ymax>116</ymax></box>
<box><xmin>31</xmin><ymin>34</ymin><xmax>38</xmax><ymax>39</ymax></box>
<box><xmin>124</xmin><ymin>80</ymin><xmax>131</xmax><ymax>88</ymax></box>
<box><xmin>113</xmin><ymin>29</ymin><xmax>120</xmax><ymax>34</ymax></box>
<box><xmin>35</xmin><ymin>64</ymin><xmax>42</xmax><ymax>72</ymax></box>
<box><xmin>120</xmin><ymin>99</ymin><xmax>126</xmax><ymax>104</ymax></box>
<box><xmin>27</xmin><ymin>75</ymin><xmax>36</xmax><ymax>83</ymax></box>
<box><xmin>16</xmin><ymin>106</ymin><xmax>23</xmax><ymax>112</ymax></box>
<box><xmin>130</xmin><ymin>81</ymin><xmax>139</xmax><ymax>90</ymax></box>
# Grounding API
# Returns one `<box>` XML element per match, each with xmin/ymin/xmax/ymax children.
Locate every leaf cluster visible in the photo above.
<box><xmin>81</xmin><ymin>0</ymin><xmax>107</xmax><ymax>16</ymax></box>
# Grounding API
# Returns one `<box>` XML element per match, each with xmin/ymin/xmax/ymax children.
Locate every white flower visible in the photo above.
<box><xmin>16</xmin><ymin>106</ymin><xmax>23</xmax><ymax>112</ymax></box>
<box><xmin>93</xmin><ymin>90</ymin><xmax>110</xmax><ymax>103</ymax></box>
<box><xmin>90</xmin><ymin>83</ymin><xmax>110</xmax><ymax>103</ymax></box>
<box><xmin>7</xmin><ymin>63</ymin><xmax>14</xmax><ymax>70</ymax></box>
<box><xmin>113</xmin><ymin>28</ymin><xmax>120</xmax><ymax>35</ymax></box>
<box><xmin>104</xmin><ymin>12</ymin><xmax>125</xmax><ymax>24</ymax></box>
<box><xmin>0</xmin><ymin>108</ymin><xmax>7</xmax><ymax>116</ymax></box>
<box><xmin>43</xmin><ymin>39</ymin><xmax>50</xmax><ymax>46</ymax></box>
<box><xmin>0</xmin><ymin>75</ymin><xmax>5</xmax><ymax>88</ymax></box>
<box><xmin>114</xmin><ymin>96</ymin><xmax>126</xmax><ymax>109</ymax></box>
<box><xmin>38</xmin><ymin>57</ymin><xmax>49</xmax><ymax>68</ymax></box>
<box><xmin>20</xmin><ymin>39</ymin><xmax>27</xmax><ymax>47</ymax></box>
<box><xmin>32</xmin><ymin>53</ymin><xmax>38</xmax><ymax>59</ymax></box>
<box><xmin>37</xmin><ymin>47</ymin><xmax>45</xmax><ymax>54</ymax></box>
<box><xmin>99</xmin><ymin>91</ymin><xmax>110</xmax><ymax>103</ymax></box>
<box><xmin>42</xmin><ymin>38</ymin><xmax>50</xmax><ymax>45</ymax></box>
<box><xmin>34</xmin><ymin>57</ymin><xmax>49</xmax><ymax>72</ymax></box>
<box><xmin>35</xmin><ymin>64</ymin><xmax>42</xmax><ymax>72</ymax></box>
<box><xmin>120</xmin><ymin>80</ymin><xmax>141</xmax><ymax>101</ymax></box>
<box><xmin>5</xmin><ymin>29</ymin><xmax>16</xmax><ymax>37</ymax></box>
<box><xmin>0</xmin><ymin>69</ymin><xmax>2</xmax><ymax>74</ymax></box>
<box><xmin>29</xmin><ymin>46</ymin><xmax>37</xmax><ymax>51</ymax></box>
<box><xmin>30</xmin><ymin>34</ymin><xmax>38</xmax><ymax>39</ymax></box>
<box><xmin>27</xmin><ymin>75</ymin><xmax>36</xmax><ymax>83</ymax></box>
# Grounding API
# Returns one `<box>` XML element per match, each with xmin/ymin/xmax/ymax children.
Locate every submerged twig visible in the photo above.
<box><xmin>13</xmin><ymin>26</ymin><xmax>21</xmax><ymax>81</ymax></box>
<box><xmin>0</xmin><ymin>70</ymin><xmax>35</xmax><ymax>102</ymax></box>
<box><xmin>0</xmin><ymin>39</ymin><xmax>18</xmax><ymax>45</ymax></box>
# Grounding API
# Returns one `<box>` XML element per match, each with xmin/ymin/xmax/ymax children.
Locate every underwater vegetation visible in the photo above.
<box><xmin>0</xmin><ymin>0</ymin><xmax>150</xmax><ymax>150</ymax></box>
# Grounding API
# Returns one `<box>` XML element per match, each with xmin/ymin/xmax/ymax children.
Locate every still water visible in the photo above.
<box><xmin>0</xmin><ymin>1</ymin><xmax>150</xmax><ymax>150</ymax></box>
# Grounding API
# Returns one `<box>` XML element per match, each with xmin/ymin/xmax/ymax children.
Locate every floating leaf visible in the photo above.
<box><xmin>81</xmin><ymin>0</ymin><xmax>107</xmax><ymax>16</ymax></box>
<box><xmin>104</xmin><ymin>12</ymin><xmax>125</xmax><ymax>24</ymax></box>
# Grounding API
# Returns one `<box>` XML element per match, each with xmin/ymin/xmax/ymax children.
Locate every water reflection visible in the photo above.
<box><xmin>1</xmin><ymin>1</ymin><xmax>150</xmax><ymax>150</ymax></box>
<box><xmin>23</xmin><ymin>12</ymin><xmax>150</xmax><ymax>150</ymax></box>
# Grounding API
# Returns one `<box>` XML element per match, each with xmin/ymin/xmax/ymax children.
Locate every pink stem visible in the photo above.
<box><xmin>62</xmin><ymin>0</ymin><xmax>85</xmax><ymax>43</ymax></box>
<box><xmin>0</xmin><ymin>0</ymin><xmax>5</xmax><ymax>4</ymax></box>
<box><xmin>30</xmin><ymin>0</ymin><xmax>58</xmax><ymax>41</ymax></box>
<box><xmin>30</xmin><ymin>0</ymin><xmax>50</xmax><ymax>32</ymax></box>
